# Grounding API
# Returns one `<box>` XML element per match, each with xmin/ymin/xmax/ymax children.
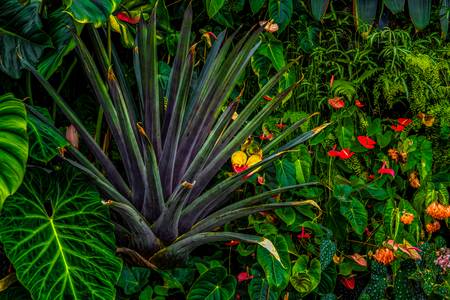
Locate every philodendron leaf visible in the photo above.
<box><xmin>206</xmin><ymin>0</ymin><xmax>226</xmax><ymax>18</ymax></box>
<box><xmin>290</xmin><ymin>255</ymin><xmax>321</xmax><ymax>296</ymax></box>
<box><xmin>187</xmin><ymin>267</ymin><xmax>236</xmax><ymax>300</ymax></box>
<box><xmin>268</xmin><ymin>0</ymin><xmax>293</xmax><ymax>32</ymax></box>
<box><xmin>64</xmin><ymin>0</ymin><xmax>121</xmax><ymax>27</ymax></box>
<box><xmin>0</xmin><ymin>93</ymin><xmax>28</xmax><ymax>210</ymax></box>
<box><xmin>257</xmin><ymin>235</ymin><xmax>290</xmax><ymax>290</ymax></box>
<box><xmin>0</xmin><ymin>168</ymin><xmax>123</xmax><ymax>300</ymax></box>
<box><xmin>339</xmin><ymin>197</ymin><xmax>368</xmax><ymax>236</ymax></box>
<box><xmin>0</xmin><ymin>0</ymin><xmax>52</xmax><ymax>78</ymax></box>
<box><xmin>38</xmin><ymin>9</ymin><xmax>81</xmax><ymax>79</ymax></box>
<box><xmin>27</xmin><ymin>107</ymin><xmax>69</xmax><ymax>163</ymax></box>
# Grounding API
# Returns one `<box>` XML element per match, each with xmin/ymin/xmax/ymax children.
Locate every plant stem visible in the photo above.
<box><xmin>26</xmin><ymin>72</ymin><xmax>33</xmax><ymax>105</ymax></box>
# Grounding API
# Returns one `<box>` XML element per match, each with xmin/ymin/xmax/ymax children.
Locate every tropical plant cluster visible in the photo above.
<box><xmin>0</xmin><ymin>0</ymin><xmax>448</xmax><ymax>299</ymax></box>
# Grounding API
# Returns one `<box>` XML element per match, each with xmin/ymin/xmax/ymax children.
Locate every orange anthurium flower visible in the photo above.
<box><xmin>328</xmin><ymin>97</ymin><xmax>345</xmax><ymax>109</ymax></box>
<box><xmin>357</xmin><ymin>136</ymin><xmax>376</xmax><ymax>149</ymax></box>
<box><xmin>355</xmin><ymin>99</ymin><xmax>365</xmax><ymax>108</ymax></box>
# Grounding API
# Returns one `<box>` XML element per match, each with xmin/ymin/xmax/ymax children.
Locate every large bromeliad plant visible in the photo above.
<box><xmin>26</xmin><ymin>5</ymin><xmax>327</xmax><ymax>265</ymax></box>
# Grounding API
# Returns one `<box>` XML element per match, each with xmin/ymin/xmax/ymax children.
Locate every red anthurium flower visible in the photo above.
<box><xmin>340</xmin><ymin>276</ymin><xmax>355</xmax><ymax>290</ymax></box>
<box><xmin>391</xmin><ymin>124</ymin><xmax>405</xmax><ymax>132</ymax></box>
<box><xmin>330</xmin><ymin>74</ymin><xmax>335</xmax><ymax>88</ymax></box>
<box><xmin>328</xmin><ymin>145</ymin><xmax>341</xmax><ymax>157</ymax></box>
<box><xmin>275</xmin><ymin>123</ymin><xmax>287</xmax><ymax>129</ymax></box>
<box><xmin>232</xmin><ymin>164</ymin><xmax>248</xmax><ymax>173</ymax></box>
<box><xmin>357</xmin><ymin>136</ymin><xmax>376</xmax><ymax>149</ymax></box>
<box><xmin>237</xmin><ymin>272</ymin><xmax>254</xmax><ymax>283</ymax></box>
<box><xmin>263</xmin><ymin>95</ymin><xmax>272</xmax><ymax>101</ymax></box>
<box><xmin>355</xmin><ymin>99</ymin><xmax>365</xmax><ymax>108</ymax></box>
<box><xmin>225</xmin><ymin>240</ymin><xmax>240</xmax><ymax>246</ymax></box>
<box><xmin>368</xmin><ymin>174</ymin><xmax>375</xmax><ymax>181</ymax></box>
<box><xmin>328</xmin><ymin>97</ymin><xmax>345</xmax><ymax>109</ymax></box>
<box><xmin>398</xmin><ymin>118</ymin><xmax>412</xmax><ymax>126</ymax></box>
<box><xmin>117</xmin><ymin>12</ymin><xmax>141</xmax><ymax>24</ymax></box>
<box><xmin>338</xmin><ymin>148</ymin><xmax>355</xmax><ymax>160</ymax></box>
<box><xmin>297</xmin><ymin>227</ymin><xmax>312</xmax><ymax>239</ymax></box>
<box><xmin>259</xmin><ymin>133</ymin><xmax>273</xmax><ymax>140</ymax></box>
<box><xmin>378</xmin><ymin>161</ymin><xmax>395</xmax><ymax>177</ymax></box>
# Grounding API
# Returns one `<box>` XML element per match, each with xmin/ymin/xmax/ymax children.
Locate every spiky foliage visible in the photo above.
<box><xmin>25</xmin><ymin>5</ymin><xmax>327</xmax><ymax>264</ymax></box>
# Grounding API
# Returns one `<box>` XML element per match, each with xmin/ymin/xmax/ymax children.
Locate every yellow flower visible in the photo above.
<box><xmin>231</xmin><ymin>151</ymin><xmax>247</xmax><ymax>167</ymax></box>
<box><xmin>246</xmin><ymin>154</ymin><xmax>262</xmax><ymax>167</ymax></box>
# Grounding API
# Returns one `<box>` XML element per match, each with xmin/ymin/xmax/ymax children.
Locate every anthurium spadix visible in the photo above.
<box><xmin>25</xmin><ymin>4</ymin><xmax>327</xmax><ymax>265</ymax></box>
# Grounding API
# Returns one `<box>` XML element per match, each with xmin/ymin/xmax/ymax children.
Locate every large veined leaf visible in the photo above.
<box><xmin>0</xmin><ymin>168</ymin><xmax>123</xmax><ymax>300</ymax></box>
<box><xmin>257</xmin><ymin>39</ymin><xmax>286</xmax><ymax>71</ymax></box>
<box><xmin>27</xmin><ymin>107</ymin><xmax>69</xmax><ymax>163</ymax></box>
<box><xmin>353</xmin><ymin>0</ymin><xmax>379</xmax><ymax>31</ymax></box>
<box><xmin>0</xmin><ymin>94</ymin><xmax>28</xmax><ymax>210</ymax></box>
<box><xmin>290</xmin><ymin>255</ymin><xmax>321</xmax><ymax>296</ymax></box>
<box><xmin>0</xmin><ymin>0</ymin><xmax>52</xmax><ymax>79</ymax></box>
<box><xmin>339</xmin><ymin>197</ymin><xmax>368</xmax><ymax>235</ymax></box>
<box><xmin>275</xmin><ymin>159</ymin><xmax>296</xmax><ymax>187</ymax></box>
<box><xmin>187</xmin><ymin>267</ymin><xmax>236</xmax><ymax>300</ymax></box>
<box><xmin>268</xmin><ymin>0</ymin><xmax>293</xmax><ymax>32</ymax></box>
<box><xmin>206</xmin><ymin>0</ymin><xmax>226</xmax><ymax>18</ymax></box>
<box><xmin>408</xmin><ymin>0</ymin><xmax>431</xmax><ymax>30</ymax></box>
<box><xmin>250</xmin><ymin>0</ymin><xmax>266</xmax><ymax>14</ymax></box>
<box><xmin>38</xmin><ymin>9</ymin><xmax>80</xmax><ymax>79</ymax></box>
<box><xmin>257</xmin><ymin>235</ymin><xmax>290</xmax><ymax>290</ymax></box>
<box><xmin>311</xmin><ymin>0</ymin><xmax>330</xmax><ymax>21</ymax></box>
<box><xmin>248</xmin><ymin>267</ymin><xmax>280</xmax><ymax>300</ymax></box>
<box><xmin>63</xmin><ymin>0</ymin><xmax>121</xmax><ymax>27</ymax></box>
<box><xmin>384</xmin><ymin>0</ymin><xmax>405</xmax><ymax>14</ymax></box>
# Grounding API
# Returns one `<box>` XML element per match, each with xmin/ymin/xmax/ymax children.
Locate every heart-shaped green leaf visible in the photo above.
<box><xmin>257</xmin><ymin>235</ymin><xmax>290</xmax><ymax>290</ymax></box>
<box><xmin>0</xmin><ymin>1</ymin><xmax>52</xmax><ymax>78</ymax></box>
<box><xmin>187</xmin><ymin>266</ymin><xmax>236</xmax><ymax>300</ymax></box>
<box><xmin>0</xmin><ymin>93</ymin><xmax>28</xmax><ymax>210</ymax></box>
<box><xmin>290</xmin><ymin>255</ymin><xmax>321</xmax><ymax>296</ymax></box>
<box><xmin>206</xmin><ymin>0</ymin><xmax>226</xmax><ymax>18</ymax></box>
<box><xmin>268</xmin><ymin>0</ymin><xmax>293</xmax><ymax>32</ymax></box>
<box><xmin>339</xmin><ymin>197</ymin><xmax>368</xmax><ymax>236</ymax></box>
<box><xmin>0</xmin><ymin>168</ymin><xmax>122</xmax><ymax>300</ymax></box>
<box><xmin>64</xmin><ymin>0</ymin><xmax>121</xmax><ymax>27</ymax></box>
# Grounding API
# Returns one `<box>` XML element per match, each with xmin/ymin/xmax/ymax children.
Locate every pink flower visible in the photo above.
<box><xmin>328</xmin><ymin>97</ymin><xmax>345</xmax><ymax>109</ymax></box>
<box><xmin>357</xmin><ymin>136</ymin><xmax>376</xmax><ymax>149</ymax></box>
<box><xmin>66</xmin><ymin>124</ymin><xmax>79</xmax><ymax>149</ymax></box>
<box><xmin>237</xmin><ymin>272</ymin><xmax>254</xmax><ymax>283</ymax></box>
<box><xmin>378</xmin><ymin>161</ymin><xmax>395</xmax><ymax>177</ymax></box>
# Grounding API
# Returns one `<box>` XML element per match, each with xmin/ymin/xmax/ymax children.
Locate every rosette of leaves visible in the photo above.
<box><xmin>24</xmin><ymin>3</ymin><xmax>326</xmax><ymax>266</ymax></box>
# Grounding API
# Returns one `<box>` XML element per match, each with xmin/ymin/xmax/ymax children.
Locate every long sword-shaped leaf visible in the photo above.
<box><xmin>184</xmin><ymin>200</ymin><xmax>320</xmax><ymax>237</ymax></box>
<box><xmin>162</xmin><ymin>4</ymin><xmax>192</xmax><ymax>143</ymax></box>
<box><xmin>23</xmin><ymin>61</ymin><xmax>131</xmax><ymax>197</ymax></box>
<box><xmin>150</xmin><ymin>232</ymin><xmax>282</xmax><ymax>265</ymax></box>
<box><xmin>408</xmin><ymin>0</ymin><xmax>431</xmax><ymax>30</ymax></box>
<box><xmin>353</xmin><ymin>0</ymin><xmax>379</xmax><ymax>31</ymax></box>
<box><xmin>384</xmin><ymin>0</ymin><xmax>405</xmax><ymax>14</ymax></box>
<box><xmin>311</xmin><ymin>0</ymin><xmax>330</xmax><ymax>21</ymax></box>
